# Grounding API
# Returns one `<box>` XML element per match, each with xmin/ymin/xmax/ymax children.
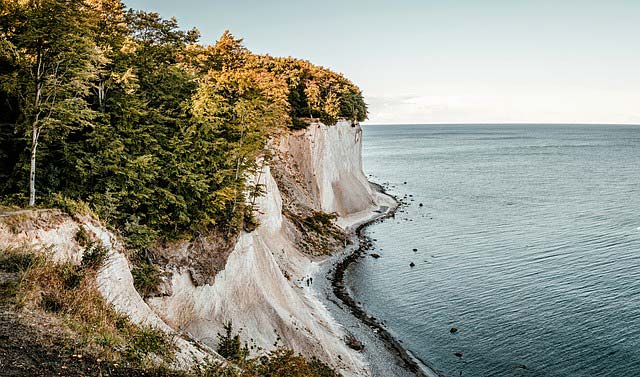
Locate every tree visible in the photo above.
<box><xmin>321</xmin><ymin>91</ymin><xmax>341</xmax><ymax>125</ymax></box>
<box><xmin>190</xmin><ymin>66</ymin><xmax>288</xmax><ymax>228</ymax></box>
<box><xmin>0</xmin><ymin>0</ymin><xmax>368</xmax><ymax>242</ymax></box>
<box><xmin>0</xmin><ymin>0</ymin><xmax>104</xmax><ymax>205</ymax></box>
<box><xmin>304</xmin><ymin>80</ymin><xmax>321</xmax><ymax>118</ymax></box>
<box><xmin>86</xmin><ymin>0</ymin><xmax>129</xmax><ymax>111</ymax></box>
<box><xmin>216</xmin><ymin>321</ymin><xmax>247</xmax><ymax>361</ymax></box>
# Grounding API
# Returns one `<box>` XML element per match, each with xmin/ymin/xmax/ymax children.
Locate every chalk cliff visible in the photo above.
<box><xmin>0</xmin><ymin>120</ymin><xmax>394</xmax><ymax>375</ymax></box>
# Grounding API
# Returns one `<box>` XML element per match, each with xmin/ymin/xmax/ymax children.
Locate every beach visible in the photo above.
<box><xmin>311</xmin><ymin>182</ymin><xmax>442</xmax><ymax>377</ymax></box>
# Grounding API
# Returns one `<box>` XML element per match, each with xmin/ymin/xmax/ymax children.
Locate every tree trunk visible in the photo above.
<box><xmin>28</xmin><ymin>126</ymin><xmax>39</xmax><ymax>206</ymax></box>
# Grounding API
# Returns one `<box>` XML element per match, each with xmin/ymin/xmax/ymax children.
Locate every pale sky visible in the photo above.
<box><xmin>125</xmin><ymin>0</ymin><xmax>640</xmax><ymax>124</ymax></box>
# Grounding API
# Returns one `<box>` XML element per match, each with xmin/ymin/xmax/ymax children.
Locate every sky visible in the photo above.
<box><xmin>125</xmin><ymin>0</ymin><xmax>640</xmax><ymax>125</ymax></box>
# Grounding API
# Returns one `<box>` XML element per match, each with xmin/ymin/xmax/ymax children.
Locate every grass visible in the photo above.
<box><xmin>283</xmin><ymin>209</ymin><xmax>346</xmax><ymax>255</ymax></box>
<box><xmin>192</xmin><ymin>346</ymin><xmax>340</xmax><ymax>377</ymax></box>
<box><xmin>1</xmin><ymin>212</ymin><xmax>31</xmax><ymax>234</ymax></box>
<box><xmin>0</xmin><ymin>244</ymin><xmax>176</xmax><ymax>368</ymax></box>
<box><xmin>0</xmin><ymin>247</ymin><xmax>36</xmax><ymax>272</ymax></box>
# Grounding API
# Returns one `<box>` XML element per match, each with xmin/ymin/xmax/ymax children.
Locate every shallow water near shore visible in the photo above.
<box><xmin>348</xmin><ymin>124</ymin><xmax>640</xmax><ymax>376</ymax></box>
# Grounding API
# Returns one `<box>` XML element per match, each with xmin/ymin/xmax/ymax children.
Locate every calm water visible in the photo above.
<box><xmin>349</xmin><ymin>124</ymin><xmax>640</xmax><ymax>376</ymax></box>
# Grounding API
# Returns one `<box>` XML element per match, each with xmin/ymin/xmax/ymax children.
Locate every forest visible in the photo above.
<box><xmin>0</xmin><ymin>0</ymin><xmax>367</xmax><ymax>248</ymax></box>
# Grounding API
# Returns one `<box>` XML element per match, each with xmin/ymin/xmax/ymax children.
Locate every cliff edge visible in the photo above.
<box><xmin>0</xmin><ymin>120</ymin><xmax>394</xmax><ymax>376</ymax></box>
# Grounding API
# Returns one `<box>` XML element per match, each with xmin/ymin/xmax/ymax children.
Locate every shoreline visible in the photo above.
<box><xmin>322</xmin><ymin>183</ymin><xmax>442</xmax><ymax>377</ymax></box>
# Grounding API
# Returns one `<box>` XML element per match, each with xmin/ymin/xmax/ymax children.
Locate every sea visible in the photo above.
<box><xmin>347</xmin><ymin>124</ymin><xmax>640</xmax><ymax>376</ymax></box>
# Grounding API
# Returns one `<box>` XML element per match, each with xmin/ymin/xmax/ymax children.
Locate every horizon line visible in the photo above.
<box><xmin>361</xmin><ymin>122</ymin><xmax>640</xmax><ymax>126</ymax></box>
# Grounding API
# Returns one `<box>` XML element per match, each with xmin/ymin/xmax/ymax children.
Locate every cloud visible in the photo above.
<box><xmin>364</xmin><ymin>90</ymin><xmax>640</xmax><ymax>125</ymax></box>
<box><xmin>365</xmin><ymin>94</ymin><xmax>509</xmax><ymax>124</ymax></box>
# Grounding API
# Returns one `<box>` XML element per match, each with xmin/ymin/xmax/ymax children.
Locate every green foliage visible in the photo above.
<box><xmin>197</xmin><ymin>321</ymin><xmax>341</xmax><ymax>377</ymax></box>
<box><xmin>303</xmin><ymin>211</ymin><xmax>338</xmax><ymax>234</ymax></box>
<box><xmin>81</xmin><ymin>243</ymin><xmax>109</xmax><ymax>270</ymax></box>
<box><xmin>131</xmin><ymin>261</ymin><xmax>164</xmax><ymax>297</ymax></box>
<box><xmin>47</xmin><ymin>194</ymin><xmax>94</xmax><ymax>218</ymax></box>
<box><xmin>216</xmin><ymin>321</ymin><xmax>249</xmax><ymax>362</ymax></box>
<box><xmin>195</xmin><ymin>330</ymin><xmax>341</xmax><ymax>377</ymax></box>
<box><xmin>0</xmin><ymin>0</ymin><xmax>367</xmax><ymax>248</ymax></box>
<box><xmin>75</xmin><ymin>226</ymin><xmax>92</xmax><ymax>247</ymax></box>
<box><xmin>2</xmin><ymin>245</ymin><xmax>176</xmax><ymax>367</ymax></box>
<box><xmin>0</xmin><ymin>0</ymin><xmax>106</xmax><ymax>205</ymax></box>
<box><xmin>122</xmin><ymin>216</ymin><xmax>158</xmax><ymax>251</ymax></box>
<box><xmin>250</xmin><ymin>348</ymin><xmax>340</xmax><ymax>377</ymax></box>
<box><xmin>249</xmin><ymin>55</ymin><xmax>367</xmax><ymax>125</ymax></box>
<box><xmin>124</xmin><ymin>326</ymin><xmax>174</xmax><ymax>364</ymax></box>
<box><xmin>0</xmin><ymin>247</ymin><xmax>36</xmax><ymax>273</ymax></box>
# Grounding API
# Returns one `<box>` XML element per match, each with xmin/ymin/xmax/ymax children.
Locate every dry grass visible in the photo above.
<box><xmin>1</xmin><ymin>244</ymin><xmax>176</xmax><ymax>368</ymax></box>
<box><xmin>1</xmin><ymin>212</ymin><xmax>31</xmax><ymax>234</ymax></box>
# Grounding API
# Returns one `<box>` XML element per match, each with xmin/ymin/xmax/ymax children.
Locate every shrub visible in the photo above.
<box><xmin>200</xmin><ymin>321</ymin><xmax>341</xmax><ymax>377</ymax></box>
<box><xmin>303</xmin><ymin>211</ymin><xmax>337</xmax><ymax>234</ymax></box>
<box><xmin>194</xmin><ymin>346</ymin><xmax>341</xmax><ymax>377</ymax></box>
<box><xmin>61</xmin><ymin>263</ymin><xmax>84</xmax><ymax>290</ymax></box>
<box><xmin>48</xmin><ymin>193</ymin><xmax>94</xmax><ymax>218</ymax></box>
<box><xmin>131</xmin><ymin>262</ymin><xmax>164</xmax><ymax>297</ymax></box>
<box><xmin>217</xmin><ymin>321</ymin><xmax>248</xmax><ymax>361</ymax></box>
<box><xmin>9</xmin><ymin>246</ymin><xmax>176</xmax><ymax>367</ymax></box>
<box><xmin>74</xmin><ymin>226</ymin><xmax>92</xmax><ymax>247</ymax></box>
<box><xmin>0</xmin><ymin>279</ymin><xmax>19</xmax><ymax>305</ymax></box>
<box><xmin>0</xmin><ymin>248</ymin><xmax>35</xmax><ymax>272</ymax></box>
<box><xmin>124</xmin><ymin>326</ymin><xmax>175</xmax><ymax>364</ymax></box>
<box><xmin>41</xmin><ymin>291</ymin><xmax>64</xmax><ymax>313</ymax></box>
<box><xmin>81</xmin><ymin>243</ymin><xmax>108</xmax><ymax>270</ymax></box>
<box><xmin>123</xmin><ymin>217</ymin><xmax>158</xmax><ymax>252</ymax></box>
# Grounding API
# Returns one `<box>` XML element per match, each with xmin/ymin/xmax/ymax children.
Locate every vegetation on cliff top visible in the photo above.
<box><xmin>0</xmin><ymin>0</ymin><xmax>367</xmax><ymax>246</ymax></box>
<box><xmin>0</xmin><ymin>1</ymin><xmax>357</xmax><ymax>374</ymax></box>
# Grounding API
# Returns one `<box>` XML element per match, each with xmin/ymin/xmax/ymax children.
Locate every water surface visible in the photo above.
<box><xmin>348</xmin><ymin>124</ymin><xmax>640</xmax><ymax>376</ymax></box>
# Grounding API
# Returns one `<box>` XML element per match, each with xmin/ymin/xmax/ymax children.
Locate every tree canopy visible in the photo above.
<box><xmin>0</xmin><ymin>0</ymin><xmax>368</xmax><ymax>247</ymax></box>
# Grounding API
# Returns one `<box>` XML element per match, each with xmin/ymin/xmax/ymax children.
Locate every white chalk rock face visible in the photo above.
<box><xmin>148</xmin><ymin>121</ymin><xmax>395</xmax><ymax>376</ymax></box>
<box><xmin>0</xmin><ymin>121</ymin><xmax>391</xmax><ymax>376</ymax></box>
<box><xmin>279</xmin><ymin>121</ymin><xmax>395</xmax><ymax>229</ymax></box>
<box><xmin>148</xmin><ymin>166</ymin><xmax>369</xmax><ymax>375</ymax></box>
<box><xmin>0</xmin><ymin>210</ymin><xmax>85</xmax><ymax>264</ymax></box>
<box><xmin>97</xmin><ymin>251</ymin><xmax>213</xmax><ymax>368</ymax></box>
<box><xmin>279</xmin><ymin>121</ymin><xmax>374</xmax><ymax>216</ymax></box>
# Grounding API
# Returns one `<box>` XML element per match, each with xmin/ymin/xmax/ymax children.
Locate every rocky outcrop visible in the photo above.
<box><xmin>276</xmin><ymin>120</ymin><xmax>383</xmax><ymax>227</ymax></box>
